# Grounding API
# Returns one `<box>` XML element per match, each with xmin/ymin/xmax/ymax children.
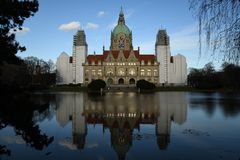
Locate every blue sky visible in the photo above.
<box><xmin>14</xmin><ymin>0</ymin><xmax>221</xmax><ymax>69</ymax></box>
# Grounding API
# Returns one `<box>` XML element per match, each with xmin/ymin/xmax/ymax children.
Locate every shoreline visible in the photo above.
<box><xmin>38</xmin><ymin>86</ymin><xmax>239</xmax><ymax>93</ymax></box>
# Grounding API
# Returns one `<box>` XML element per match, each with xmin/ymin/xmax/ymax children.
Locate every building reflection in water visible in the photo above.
<box><xmin>55</xmin><ymin>92</ymin><xmax>187</xmax><ymax>159</ymax></box>
<box><xmin>56</xmin><ymin>93</ymin><xmax>86</xmax><ymax>149</ymax></box>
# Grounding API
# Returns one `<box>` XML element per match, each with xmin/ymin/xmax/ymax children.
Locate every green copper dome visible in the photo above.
<box><xmin>112</xmin><ymin>7</ymin><xmax>131</xmax><ymax>36</ymax></box>
<box><xmin>112</xmin><ymin>24</ymin><xmax>131</xmax><ymax>36</ymax></box>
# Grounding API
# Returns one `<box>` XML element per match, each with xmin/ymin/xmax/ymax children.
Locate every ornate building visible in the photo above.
<box><xmin>56</xmin><ymin>8</ymin><xmax>187</xmax><ymax>86</ymax></box>
<box><xmin>55</xmin><ymin>92</ymin><xmax>187</xmax><ymax>158</ymax></box>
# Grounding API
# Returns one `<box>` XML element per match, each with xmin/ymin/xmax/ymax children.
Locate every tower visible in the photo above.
<box><xmin>72</xmin><ymin>30</ymin><xmax>88</xmax><ymax>84</ymax></box>
<box><xmin>56</xmin><ymin>52</ymin><xmax>71</xmax><ymax>84</ymax></box>
<box><xmin>155</xmin><ymin>30</ymin><xmax>170</xmax><ymax>84</ymax></box>
<box><xmin>110</xmin><ymin>7</ymin><xmax>133</xmax><ymax>51</ymax></box>
<box><xmin>72</xmin><ymin>93</ymin><xmax>86</xmax><ymax>149</ymax></box>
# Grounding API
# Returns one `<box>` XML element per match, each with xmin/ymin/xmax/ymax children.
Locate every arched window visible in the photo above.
<box><xmin>107</xmin><ymin>78</ymin><xmax>113</xmax><ymax>85</ymax></box>
<box><xmin>129</xmin><ymin>78</ymin><xmax>135</xmax><ymax>84</ymax></box>
<box><xmin>118</xmin><ymin>78</ymin><xmax>124</xmax><ymax>84</ymax></box>
<box><xmin>128</xmin><ymin>68</ymin><xmax>136</xmax><ymax>76</ymax></box>
<box><xmin>118</xmin><ymin>68</ymin><xmax>125</xmax><ymax>76</ymax></box>
<box><xmin>106</xmin><ymin>68</ymin><xmax>114</xmax><ymax>76</ymax></box>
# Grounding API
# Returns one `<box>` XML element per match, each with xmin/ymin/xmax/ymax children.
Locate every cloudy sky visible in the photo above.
<box><xmin>15</xmin><ymin>0</ymin><xmax>219</xmax><ymax>68</ymax></box>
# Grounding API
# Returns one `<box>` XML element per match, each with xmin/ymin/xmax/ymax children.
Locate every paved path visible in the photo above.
<box><xmin>106</xmin><ymin>85</ymin><xmax>138</xmax><ymax>92</ymax></box>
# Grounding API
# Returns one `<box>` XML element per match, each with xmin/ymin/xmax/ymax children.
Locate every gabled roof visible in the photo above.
<box><xmin>86</xmin><ymin>50</ymin><xmax>156</xmax><ymax>64</ymax></box>
<box><xmin>138</xmin><ymin>55</ymin><xmax>155</xmax><ymax>61</ymax></box>
<box><xmin>59</xmin><ymin>51</ymin><xmax>69</xmax><ymax>57</ymax></box>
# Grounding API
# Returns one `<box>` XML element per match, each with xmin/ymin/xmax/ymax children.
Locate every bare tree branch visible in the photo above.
<box><xmin>189</xmin><ymin>0</ymin><xmax>240</xmax><ymax>64</ymax></box>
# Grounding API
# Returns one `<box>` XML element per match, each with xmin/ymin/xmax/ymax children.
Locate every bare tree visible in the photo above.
<box><xmin>47</xmin><ymin>60</ymin><xmax>55</xmax><ymax>73</ymax></box>
<box><xmin>189</xmin><ymin>0</ymin><xmax>240</xmax><ymax>64</ymax></box>
<box><xmin>24</xmin><ymin>56</ymin><xmax>39</xmax><ymax>75</ymax></box>
<box><xmin>24</xmin><ymin>57</ymin><xmax>55</xmax><ymax>74</ymax></box>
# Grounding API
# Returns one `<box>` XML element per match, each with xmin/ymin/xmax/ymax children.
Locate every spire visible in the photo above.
<box><xmin>118</xmin><ymin>6</ymin><xmax>125</xmax><ymax>25</ymax></box>
<box><xmin>120</xmin><ymin>6</ymin><xmax>124</xmax><ymax>15</ymax></box>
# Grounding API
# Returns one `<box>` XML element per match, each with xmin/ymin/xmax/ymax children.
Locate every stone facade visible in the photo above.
<box><xmin>56</xmin><ymin>8</ymin><xmax>187</xmax><ymax>86</ymax></box>
<box><xmin>83</xmin><ymin>49</ymin><xmax>159</xmax><ymax>85</ymax></box>
<box><xmin>55</xmin><ymin>92</ymin><xmax>187</xmax><ymax>151</ymax></box>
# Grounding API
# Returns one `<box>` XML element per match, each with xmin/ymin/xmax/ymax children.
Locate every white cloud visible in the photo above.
<box><xmin>59</xmin><ymin>21</ymin><xmax>80</xmax><ymax>31</ymax></box>
<box><xmin>9</xmin><ymin>27</ymin><xmax>30</xmax><ymax>34</ymax></box>
<box><xmin>59</xmin><ymin>139</ymin><xmax>98</xmax><ymax>150</ymax></box>
<box><xmin>0</xmin><ymin>136</ymin><xmax>25</xmax><ymax>144</ymax></box>
<box><xmin>97</xmin><ymin>11</ymin><xmax>105</xmax><ymax>17</ymax></box>
<box><xmin>86</xmin><ymin>23</ymin><xmax>99</xmax><ymax>29</ymax></box>
<box><xmin>170</xmin><ymin>24</ymin><xmax>199</xmax><ymax>51</ymax></box>
<box><xmin>86</xmin><ymin>143</ymin><xmax>98</xmax><ymax>149</ymax></box>
<box><xmin>59</xmin><ymin>139</ymin><xmax>77</xmax><ymax>150</ymax></box>
<box><xmin>125</xmin><ymin>9</ymin><xmax>134</xmax><ymax>19</ymax></box>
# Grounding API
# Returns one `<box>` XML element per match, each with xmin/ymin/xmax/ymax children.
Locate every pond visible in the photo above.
<box><xmin>0</xmin><ymin>92</ymin><xmax>240</xmax><ymax>160</ymax></box>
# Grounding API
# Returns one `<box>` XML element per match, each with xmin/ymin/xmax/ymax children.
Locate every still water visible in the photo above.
<box><xmin>0</xmin><ymin>92</ymin><xmax>240</xmax><ymax>160</ymax></box>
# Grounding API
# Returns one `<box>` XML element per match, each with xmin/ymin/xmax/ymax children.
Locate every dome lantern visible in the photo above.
<box><xmin>112</xmin><ymin>7</ymin><xmax>131</xmax><ymax>36</ymax></box>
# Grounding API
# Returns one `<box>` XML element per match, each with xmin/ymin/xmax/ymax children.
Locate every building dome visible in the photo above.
<box><xmin>110</xmin><ymin>7</ymin><xmax>133</xmax><ymax>51</ymax></box>
<box><xmin>113</xmin><ymin>24</ymin><xmax>131</xmax><ymax>36</ymax></box>
<box><xmin>112</xmin><ymin>7</ymin><xmax>131</xmax><ymax>36</ymax></box>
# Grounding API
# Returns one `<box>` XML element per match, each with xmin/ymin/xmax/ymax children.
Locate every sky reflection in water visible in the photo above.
<box><xmin>0</xmin><ymin>92</ymin><xmax>240</xmax><ymax>160</ymax></box>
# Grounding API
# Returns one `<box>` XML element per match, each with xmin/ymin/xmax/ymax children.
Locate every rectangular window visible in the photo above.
<box><xmin>85</xmin><ymin>70</ymin><xmax>89</xmax><ymax>76</ymax></box>
<box><xmin>140</xmin><ymin>69</ymin><xmax>145</xmax><ymax>76</ymax></box>
<box><xmin>92</xmin><ymin>70</ymin><xmax>96</xmax><ymax>76</ymax></box>
<box><xmin>154</xmin><ymin>69</ymin><xmax>158</xmax><ymax>76</ymax></box>
<box><xmin>147</xmin><ymin>69</ymin><xmax>151</xmax><ymax>76</ymax></box>
<box><xmin>98</xmin><ymin>69</ymin><xmax>102</xmax><ymax>76</ymax></box>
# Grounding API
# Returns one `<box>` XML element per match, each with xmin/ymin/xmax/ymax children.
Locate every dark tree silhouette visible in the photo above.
<box><xmin>88</xmin><ymin>79</ymin><xmax>106</xmax><ymax>91</ymax></box>
<box><xmin>24</xmin><ymin>57</ymin><xmax>55</xmax><ymax>74</ymax></box>
<box><xmin>188</xmin><ymin>62</ymin><xmax>220</xmax><ymax>89</ymax></box>
<box><xmin>189</xmin><ymin>0</ymin><xmax>240</xmax><ymax>64</ymax></box>
<box><xmin>0</xmin><ymin>145</ymin><xmax>11</xmax><ymax>156</ymax></box>
<box><xmin>0</xmin><ymin>93</ymin><xmax>54</xmax><ymax>152</ymax></box>
<box><xmin>136</xmin><ymin>79</ymin><xmax>156</xmax><ymax>90</ymax></box>
<box><xmin>0</xmin><ymin>0</ymin><xmax>39</xmax><ymax>64</ymax></box>
<box><xmin>221</xmin><ymin>62</ymin><xmax>240</xmax><ymax>88</ymax></box>
<box><xmin>188</xmin><ymin>62</ymin><xmax>240</xmax><ymax>89</ymax></box>
<box><xmin>23</xmin><ymin>57</ymin><xmax>56</xmax><ymax>86</ymax></box>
